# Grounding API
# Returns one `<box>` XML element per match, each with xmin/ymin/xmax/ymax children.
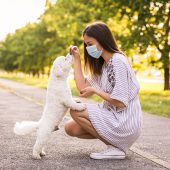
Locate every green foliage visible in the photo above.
<box><xmin>0</xmin><ymin>0</ymin><xmax>119</xmax><ymax>75</ymax></box>
<box><xmin>0</xmin><ymin>22</ymin><xmax>55</xmax><ymax>75</ymax></box>
<box><xmin>0</xmin><ymin>0</ymin><xmax>169</xmax><ymax>89</ymax></box>
<box><xmin>114</xmin><ymin>0</ymin><xmax>170</xmax><ymax>89</ymax></box>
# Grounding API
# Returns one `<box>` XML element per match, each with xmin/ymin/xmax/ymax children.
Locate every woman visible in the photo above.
<box><xmin>64</xmin><ymin>22</ymin><xmax>142</xmax><ymax>160</ymax></box>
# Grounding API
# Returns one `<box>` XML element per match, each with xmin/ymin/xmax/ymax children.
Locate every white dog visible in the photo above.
<box><xmin>14</xmin><ymin>54</ymin><xmax>86</xmax><ymax>159</ymax></box>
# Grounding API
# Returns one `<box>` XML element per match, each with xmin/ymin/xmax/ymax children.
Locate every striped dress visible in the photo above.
<box><xmin>86</xmin><ymin>53</ymin><xmax>142</xmax><ymax>153</ymax></box>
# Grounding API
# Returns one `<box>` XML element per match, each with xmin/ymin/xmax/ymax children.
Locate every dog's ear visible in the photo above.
<box><xmin>55</xmin><ymin>65</ymin><xmax>63</xmax><ymax>77</ymax></box>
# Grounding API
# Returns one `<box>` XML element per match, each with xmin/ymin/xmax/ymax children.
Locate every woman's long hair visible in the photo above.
<box><xmin>83</xmin><ymin>22</ymin><xmax>123</xmax><ymax>76</ymax></box>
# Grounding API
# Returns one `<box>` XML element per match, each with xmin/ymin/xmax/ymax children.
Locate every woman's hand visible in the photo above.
<box><xmin>79</xmin><ymin>86</ymin><xmax>96</xmax><ymax>97</ymax></box>
<box><xmin>69</xmin><ymin>45</ymin><xmax>80</xmax><ymax>59</ymax></box>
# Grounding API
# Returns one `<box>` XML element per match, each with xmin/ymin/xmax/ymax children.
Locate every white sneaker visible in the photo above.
<box><xmin>90</xmin><ymin>145</ymin><xmax>126</xmax><ymax>160</ymax></box>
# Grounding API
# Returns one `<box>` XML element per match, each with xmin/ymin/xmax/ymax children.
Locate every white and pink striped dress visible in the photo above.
<box><xmin>86</xmin><ymin>53</ymin><xmax>142</xmax><ymax>153</ymax></box>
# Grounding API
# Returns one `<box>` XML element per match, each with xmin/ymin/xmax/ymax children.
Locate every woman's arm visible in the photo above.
<box><xmin>95</xmin><ymin>88</ymin><xmax>125</xmax><ymax>108</ymax></box>
<box><xmin>70</xmin><ymin>46</ymin><xmax>90</xmax><ymax>91</ymax></box>
<box><xmin>73</xmin><ymin>57</ymin><xmax>90</xmax><ymax>90</ymax></box>
<box><xmin>80</xmin><ymin>86</ymin><xmax>125</xmax><ymax>109</ymax></box>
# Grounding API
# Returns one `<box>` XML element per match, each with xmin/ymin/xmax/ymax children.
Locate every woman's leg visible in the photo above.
<box><xmin>65</xmin><ymin>109</ymin><xmax>126</xmax><ymax>160</ymax></box>
<box><xmin>65</xmin><ymin>119</ymin><xmax>95</xmax><ymax>139</ymax></box>
<box><xmin>65</xmin><ymin>109</ymin><xmax>110</xmax><ymax>145</ymax></box>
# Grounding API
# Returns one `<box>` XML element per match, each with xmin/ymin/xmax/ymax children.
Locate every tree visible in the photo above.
<box><xmin>114</xmin><ymin>0</ymin><xmax>170</xmax><ymax>90</ymax></box>
<box><xmin>1</xmin><ymin>0</ymin><xmax>168</xmax><ymax>85</ymax></box>
<box><xmin>0</xmin><ymin>22</ymin><xmax>55</xmax><ymax>76</ymax></box>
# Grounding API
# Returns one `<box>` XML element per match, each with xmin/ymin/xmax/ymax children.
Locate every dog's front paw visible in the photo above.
<box><xmin>73</xmin><ymin>103</ymin><xmax>86</xmax><ymax>111</ymax></box>
<box><xmin>74</xmin><ymin>98</ymin><xmax>82</xmax><ymax>103</ymax></box>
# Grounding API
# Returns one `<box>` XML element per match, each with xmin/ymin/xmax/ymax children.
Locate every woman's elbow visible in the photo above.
<box><xmin>110</xmin><ymin>99</ymin><xmax>126</xmax><ymax>108</ymax></box>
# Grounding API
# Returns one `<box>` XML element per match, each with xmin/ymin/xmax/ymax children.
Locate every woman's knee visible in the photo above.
<box><xmin>64</xmin><ymin>120</ymin><xmax>83</xmax><ymax>137</ymax></box>
<box><xmin>70</xmin><ymin>109</ymin><xmax>79</xmax><ymax>120</ymax></box>
<box><xmin>64</xmin><ymin>123</ymin><xmax>74</xmax><ymax>136</ymax></box>
<box><xmin>70</xmin><ymin>109</ymin><xmax>88</xmax><ymax>121</ymax></box>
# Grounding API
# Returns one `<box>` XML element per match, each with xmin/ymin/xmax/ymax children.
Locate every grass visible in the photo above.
<box><xmin>0</xmin><ymin>72</ymin><xmax>170</xmax><ymax>118</ymax></box>
<box><xmin>139</xmin><ymin>90</ymin><xmax>170</xmax><ymax>118</ymax></box>
<box><xmin>139</xmin><ymin>81</ymin><xmax>170</xmax><ymax>117</ymax></box>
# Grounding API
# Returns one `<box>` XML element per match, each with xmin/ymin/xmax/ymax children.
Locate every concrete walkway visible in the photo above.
<box><xmin>0</xmin><ymin>78</ymin><xmax>170</xmax><ymax>170</ymax></box>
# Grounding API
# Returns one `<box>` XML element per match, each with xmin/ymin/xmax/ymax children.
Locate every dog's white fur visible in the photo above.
<box><xmin>13</xmin><ymin>54</ymin><xmax>86</xmax><ymax>159</ymax></box>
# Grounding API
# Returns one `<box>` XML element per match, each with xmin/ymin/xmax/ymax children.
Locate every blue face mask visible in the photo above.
<box><xmin>86</xmin><ymin>45</ymin><xmax>102</xmax><ymax>59</ymax></box>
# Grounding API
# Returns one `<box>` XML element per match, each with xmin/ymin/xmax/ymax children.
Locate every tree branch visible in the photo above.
<box><xmin>144</xmin><ymin>24</ymin><xmax>163</xmax><ymax>53</ymax></box>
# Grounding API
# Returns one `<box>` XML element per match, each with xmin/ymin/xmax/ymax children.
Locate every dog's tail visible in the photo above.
<box><xmin>13</xmin><ymin>121</ymin><xmax>40</xmax><ymax>135</ymax></box>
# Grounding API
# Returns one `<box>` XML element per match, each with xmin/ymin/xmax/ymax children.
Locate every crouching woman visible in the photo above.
<box><xmin>64</xmin><ymin>22</ymin><xmax>142</xmax><ymax>160</ymax></box>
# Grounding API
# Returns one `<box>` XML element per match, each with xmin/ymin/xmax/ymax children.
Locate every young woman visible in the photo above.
<box><xmin>64</xmin><ymin>22</ymin><xmax>142</xmax><ymax>160</ymax></box>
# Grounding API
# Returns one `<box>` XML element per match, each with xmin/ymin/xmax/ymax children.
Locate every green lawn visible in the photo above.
<box><xmin>139</xmin><ymin>81</ymin><xmax>170</xmax><ymax>118</ymax></box>
<box><xmin>0</xmin><ymin>72</ymin><xmax>170</xmax><ymax>118</ymax></box>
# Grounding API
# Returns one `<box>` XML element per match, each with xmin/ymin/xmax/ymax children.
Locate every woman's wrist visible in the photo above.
<box><xmin>73</xmin><ymin>54</ymin><xmax>81</xmax><ymax>61</ymax></box>
<box><xmin>73</xmin><ymin>56</ymin><xmax>81</xmax><ymax>66</ymax></box>
<box><xmin>93</xmin><ymin>88</ymin><xmax>100</xmax><ymax>95</ymax></box>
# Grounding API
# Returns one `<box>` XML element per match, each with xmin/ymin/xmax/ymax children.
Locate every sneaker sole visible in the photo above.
<box><xmin>90</xmin><ymin>154</ymin><xmax>126</xmax><ymax>160</ymax></box>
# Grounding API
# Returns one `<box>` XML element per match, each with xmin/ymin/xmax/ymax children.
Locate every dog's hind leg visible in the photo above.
<box><xmin>40</xmin><ymin>147</ymin><xmax>46</xmax><ymax>156</ymax></box>
<box><xmin>33</xmin><ymin>127</ymin><xmax>51</xmax><ymax>159</ymax></box>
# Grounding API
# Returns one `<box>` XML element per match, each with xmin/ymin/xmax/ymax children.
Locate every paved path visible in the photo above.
<box><xmin>0</xmin><ymin>78</ymin><xmax>170</xmax><ymax>170</ymax></box>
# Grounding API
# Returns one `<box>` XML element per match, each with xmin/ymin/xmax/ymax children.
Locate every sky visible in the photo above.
<box><xmin>0</xmin><ymin>0</ymin><xmax>46</xmax><ymax>40</ymax></box>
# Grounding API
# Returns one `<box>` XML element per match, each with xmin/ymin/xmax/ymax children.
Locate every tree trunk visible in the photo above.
<box><xmin>162</xmin><ymin>51</ymin><xmax>170</xmax><ymax>90</ymax></box>
<box><xmin>164</xmin><ymin>67</ymin><xmax>170</xmax><ymax>90</ymax></box>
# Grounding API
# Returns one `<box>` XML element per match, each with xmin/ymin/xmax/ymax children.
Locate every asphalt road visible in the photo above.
<box><xmin>0</xmin><ymin>87</ymin><xmax>168</xmax><ymax>170</ymax></box>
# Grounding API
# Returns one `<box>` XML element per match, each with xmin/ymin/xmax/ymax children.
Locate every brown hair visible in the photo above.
<box><xmin>83</xmin><ymin>22</ymin><xmax>123</xmax><ymax>76</ymax></box>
